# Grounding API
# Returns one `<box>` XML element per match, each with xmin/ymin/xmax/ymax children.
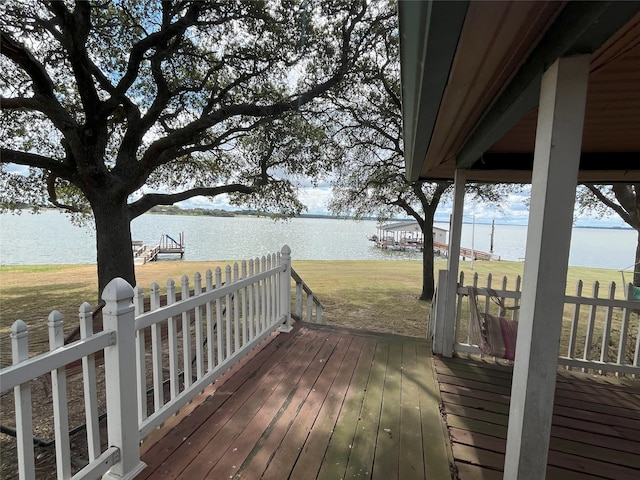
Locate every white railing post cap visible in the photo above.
<box><xmin>10</xmin><ymin>319</ymin><xmax>28</xmax><ymax>337</ymax></box>
<box><xmin>102</xmin><ymin>277</ymin><xmax>135</xmax><ymax>307</ymax></box>
<box><xmin>281</xmin><ymin>245</ymin><xmax>291</xmax><ymax>256</ymax></box>
<box><xmin>47</xmin><ymin>310</ymin><xmax>63</xmax><ymax>326</ymax></box>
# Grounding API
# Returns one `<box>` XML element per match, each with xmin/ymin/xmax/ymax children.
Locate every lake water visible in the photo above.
<box><xmin>0</xmin><ymin>210</ymin><xmax>636</xmax><ymax>270</ymax></box>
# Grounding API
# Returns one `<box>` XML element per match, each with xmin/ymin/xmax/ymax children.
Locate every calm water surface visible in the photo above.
<box><xmin>0</xmin><ymin>211</ymin><xmax>636</xmax><ymax>270</ymax></box>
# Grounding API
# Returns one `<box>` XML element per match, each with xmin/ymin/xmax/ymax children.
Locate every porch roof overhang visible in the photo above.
<box><xmin>399</xmin><ymin>0</ymin><xmax>640</xmax><ymax>184</ymax></box>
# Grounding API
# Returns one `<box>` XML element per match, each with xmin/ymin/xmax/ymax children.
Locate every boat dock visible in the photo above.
<box><xmin>370</xmin><ymin>221</ymin><xmax>500</xmax><ymax>261</ymax></box>
<box><xmin>133</xmin><ymin>232</ymin><xmax>185</xmax><ymax>264</ymax></box>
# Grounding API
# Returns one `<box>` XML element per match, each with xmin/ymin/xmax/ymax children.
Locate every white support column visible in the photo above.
<box><xmin>102</xmin><ymin>277</ymin><xmax>147</xmax><ymax>480</ymax></box>
<box><xmin>278</xmin><ymin>245</ymin><xmax>293</xmax><ymax>332</ymax></box>
<box><xmin>11</xmin><ymin>320</ymin><xmax>35</xmax><ymax>480</ymax></box>
<box><xmin>48</xmin><ymin>311</ymin><xmax>71</xmax><ymax>479</ymax></box>
<box><xmin>504</xmin><ymin>55</ymin><xmax>590</xmax><ymax>479</ymax></box>
<box><xmin>438</xmin><ymin>168</ymin><xmax>466</xmax><ymax>357</ymax></box>
<box><xmin>431</xmin><ymin>269</ymin><xmax>449</xmax><ymax>352</ymax></box>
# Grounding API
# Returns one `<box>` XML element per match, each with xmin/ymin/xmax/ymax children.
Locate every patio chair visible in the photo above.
<box><xmin>619</xmin><ymin>264</ymin><xmax>640</xmax><ymax>300</ymax></box>
<box><xmin>467</xmin><ymin>287</ymin><xmax>519</xmax><ymax>361</ymax></box>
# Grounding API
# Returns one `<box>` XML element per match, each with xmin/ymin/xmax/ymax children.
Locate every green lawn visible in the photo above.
<box><xmin>0</xmin><ymin>258</ymin><xmax>634</xmax><ymax>367</ymax></box>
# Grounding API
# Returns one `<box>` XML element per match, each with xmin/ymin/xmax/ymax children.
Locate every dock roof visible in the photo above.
<box><xmin>378</xmin><ymin>221</ymin><xmax>447</xmax><ymax>233</ymax></box>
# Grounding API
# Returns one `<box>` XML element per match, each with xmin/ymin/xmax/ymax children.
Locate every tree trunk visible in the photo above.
<box><xmin>421</xmin><ymin>227</ymin><xmax>435</xmax><ymax>300</ymax></box>
<box><xmin>92</xmin><ymin>198</ymin><xmax>136</xmax><ymax>300</ymax></box>
<box><xmin>419</xmin><ymin>205</ymin><xmax>440</xmax><ymax>301</ymax></box>
<box><xmin>412</xmin><ymin>181</ymin><xmax>449</xmax><ymax>301</ymax></box>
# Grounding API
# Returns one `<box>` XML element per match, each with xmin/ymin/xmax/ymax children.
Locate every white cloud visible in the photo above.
<box><xmin>178</xmin><ymin>194</ymin><xmax>237</xmax><ymax>210</ymax></box>
<box><xmin>298</xmin><ymin>186</ymin><xmax>332</xmax><ymax>214</ymax></box>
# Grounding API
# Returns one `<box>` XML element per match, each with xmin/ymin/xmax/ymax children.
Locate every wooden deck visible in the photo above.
<box><xmin>133</xmin><ymin>233</ymin><xmax>185</xmax><ymax>264</ymax></box>
<box><xmin>139</xmin><ymin>323</ymin><xmax>451</xmax><ymax>479</ymax></box>
<box><xmin>433</xmin><ymin>355</ymin><xmax>640</xmax><ymax>479</ymax></box>
<box><xmin>138</xmin><ymin>323</ymin><xmax>640</xmax><ymax>479</ymax></box>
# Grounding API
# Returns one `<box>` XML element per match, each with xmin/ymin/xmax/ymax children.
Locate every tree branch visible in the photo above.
<box><xmin>393</xmin><ymin>195</ymin><xmax>423</xmax><ymax>225</ymax></box>
<box><xmin>612</xmin><ymin>184</ymin><xmax>640</xmax><ymax>222</ymax></box>
<box><xmin>140</xmin><ymin>1</ymin><xmax>367</xmax><ymax>171</ymax></box>
<box><xmin>1</xmin><ymin>32</ymin><xmax>77</xmax><ymax>132</ymax></box>
<box><xmin>0</xmin><ymin>96</ymin><xmax>45</xmax><ymax>110</ymax></box>
<box><xmin>114</xmin><ymin>3</ymin><xmax>201</xmax><ymax>97</ymax></box>
<box><xmin>1</xmin><ymin>148</ymin><xmax>73</xmax><ymax>176</ymax></box>
<box><xmin>378</xmin><ymin>55</ymin><xmax>401</xmax><ymax>112</ymax></box>
<box><xmin>45</xmin><ymin>1</ymin><xmax>103</xmax><ymax>118</ymax></box>
<box><xmin>585</xmin><ymin>184</ymin><xmax>634</xmax><ymax>226</ymax></box>
<box><xmin>0</xmin><ymin>31</ymin><xmax>55</xmax><ymax>97</ymax></box>
<box><xmin>46</xmin><ymin>173</ymin><xmax>85</xmax><ymax>213</ymax></box>
<box><xmin>128</xmin><ymin>183</ymin><xmax>255</xmax><ymax>219</ymax></box>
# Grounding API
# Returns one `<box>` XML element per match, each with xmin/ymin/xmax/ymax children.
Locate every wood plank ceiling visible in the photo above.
<box><xmin>402</xmin><ymin>1</ymin><xmax>640</xmax><ymax>183</ymax></box>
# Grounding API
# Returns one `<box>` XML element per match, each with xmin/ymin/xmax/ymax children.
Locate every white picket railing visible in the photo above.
<box><xmin>0</xmin><ymin>245</ymin><xmax>299</xmax><ymax>480</ymax></box>
<box><xmin>450</xmin><ymin>271</ymin><xmax>640</xmax><ymax>376</ymax></box>
<box><xmin>291</xmin><ymin>267</ymin><xmax>323</xmax><ymax>323</ymax></box>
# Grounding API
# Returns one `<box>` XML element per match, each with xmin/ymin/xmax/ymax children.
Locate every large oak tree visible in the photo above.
<box><xmin>327</xmin><ymin>5</ymin><xmax>515</xmax><ymax>300</ymax></box>
<box><xmin>0</xmin><ymin>0</ymin><xmax>382</xmax><ymax>295</ymax></box>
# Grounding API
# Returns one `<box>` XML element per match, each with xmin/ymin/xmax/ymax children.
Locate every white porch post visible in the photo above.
<box><xmin>278</xmin><ymin>245</ymin><xmax>293</xmax><ymax>333</ymax></box>
<box><xmin>102</xmin><ymin>278</ymin><xmax>147</xmax><ymax>480</ymax></box>
<box><xmin>504</xmin><ymin>55</ymin><xmax>590</xmax><ymax>479</ymax></box>
<box><xmin>438</xmin><ymin>168</ymin><xmax>465</xmax><ymax>357</ymax></box>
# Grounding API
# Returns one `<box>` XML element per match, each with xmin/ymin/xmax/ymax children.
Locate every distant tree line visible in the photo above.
<box><xmin>149</xmin><ymin>205</ymin><xmax>235</xmax><ymax>217</ymax></box>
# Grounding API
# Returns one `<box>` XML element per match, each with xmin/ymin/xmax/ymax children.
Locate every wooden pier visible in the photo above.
<box><xmin>372</xmin><ymin>238</ymin><xmax>500</xmax><ymax>261</ymax></box>
<box><xmin>433</xmin><ymin>241</ymin><xmax>500</xmax><ymax>261</ymax></box>
<box><xmin>133</xmin><ymin>232</ymin><xmax>185</xmax><ymax>264</ymax></box>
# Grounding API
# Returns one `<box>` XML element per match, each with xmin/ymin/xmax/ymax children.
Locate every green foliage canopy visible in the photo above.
<box><xmin>0</xmin><ymin>0</ymin><xmax>383</xmax><ymax>293</ymax></box>
<box><xmin>0</xmin><ymin>0</ymin><xmax>379</xmax><ymax>218</ymax></box>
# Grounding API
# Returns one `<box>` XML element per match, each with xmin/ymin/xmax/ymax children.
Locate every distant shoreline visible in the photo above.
<box><xmin>6</xmin><ymin>205</ymin><xmax>632</xmax><ymax>230</ymax></box>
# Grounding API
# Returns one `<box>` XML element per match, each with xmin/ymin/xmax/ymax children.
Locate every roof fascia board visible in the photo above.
<box><xmin>472</xmin><ymin>151</ymin><xmax>640</xmax><ymax>172</ymax></box>
<box><xmin>398</xmin><ymin>0</ymin><xmax>429</xmax><ymax>182</ymax></box>
<box><xmin>398</xmin><ymin>0</ymin><xmax>469</xmax><ymax>182</ymax></box>
<box><xmin>456</xmin><ymin>1</ymin><xmax>640</xmax><ymax>169</ymax></box>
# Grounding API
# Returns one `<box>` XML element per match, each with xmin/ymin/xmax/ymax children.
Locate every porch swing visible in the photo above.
<box><xmin>619</xmin><ymin>263</ymin><xmax>640</xmax><ymax>301</ymax></box>
<box><xmin>467</xmin><ymin>287</ymin><xmax>520</xmax><ymax>361</ymax></box>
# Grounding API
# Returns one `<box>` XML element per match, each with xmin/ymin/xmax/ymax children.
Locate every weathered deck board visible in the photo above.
<box><xmin>289</xmin><ymin>335</ymin><xmax>372</xmax><ymax>479</ymax></box>
<box><xmin>398</xmin><ymin>342</ymin><xmax>429</xmax><ymax>480</ymax></box>
<box><xmin>139</xmin><ymin>328</ymin><xmax>319</xmax><ymax>479</ymax></box>
<box><xmin>139</xmin><ymin>325</ymin><xmax>640</xmax><ymax>480</ymax></box>
<box><xmin>314</xmin><ymin>337</ymin><xmax>378</xmax><ymax>480</ymax></box>
<box><xmin>137</xmin><ymin>330</ymin><xmax>291</xmax><ymax>476</ymax></box>
<box><xmin>341</xmin><ymin>340</ymin><xmax>389</xmax><ymax>479</ymax></box>
<box><xmin>372</xmin><ymin>341</ymin><xmax>402</xmax><ymax>479</ymax></box>
<box><xmin>261</xmin><ymin>335</ymin><xmax>359</xmax><ymax>479</ymax></box>
<box><xmin>178</xmin><ymin>329</ymin><xmax>331</xmax><ymax>479</ymax></box>
<box><xmin>455</xmin><ymin>462</ymin><xmax>503</xmax><ymax>480</ymax></box>
<box><xmin>204</xmin><ymin>330</ymin><xmax>337</xmax><ymax>479</ymax></box>
<box><xmin>140</xmin><ymin>323</ymin><xmax>451</xmax><ymax>479</ymax></box>
<box><xmin>417</xmin><ymin>342</ymin><xmax>454</xmax><ymax>480</ymax></box>
<box><xmin>434</xmin><ymin>355</ymin><xmax>640</xmax><ymax>480</ymax></box>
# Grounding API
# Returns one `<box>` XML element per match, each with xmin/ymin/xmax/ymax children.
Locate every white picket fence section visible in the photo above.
<box><xmin>0</xmin><ymin>245</ymin><xmax>326</xmax><ymax>480</ymax></box>
<box><xmin>291</xmin><ymin>267</ymin><xmax>323</xmax><ymax>323</ymax></box>
<box><xmin>449</xmin><ymin>271</ymin><xmax>640</xmax><ymax>376</ymax></box>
